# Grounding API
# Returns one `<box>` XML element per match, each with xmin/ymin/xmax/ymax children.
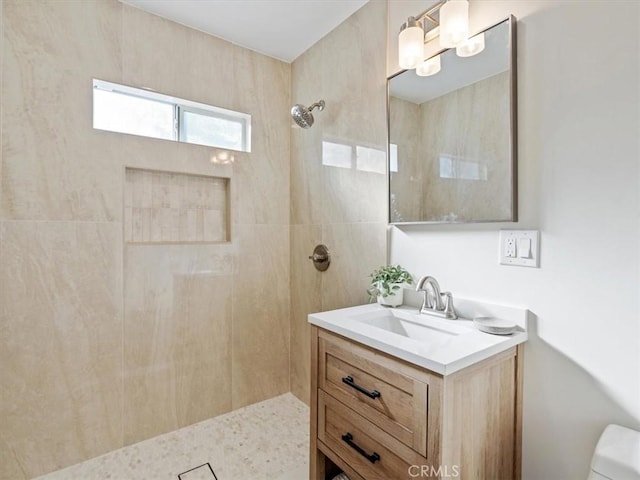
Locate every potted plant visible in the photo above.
<box><xmin>368</xmin><ymin>265</ymin><xmax>413</xmax><ymax>307</ymax></box>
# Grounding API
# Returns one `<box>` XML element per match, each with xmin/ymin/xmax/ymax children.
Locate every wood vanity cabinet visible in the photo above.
<box><xmin>309</xmin><ymin>326</ymin><xmax>524</xmax><ymax>480</ymax></box>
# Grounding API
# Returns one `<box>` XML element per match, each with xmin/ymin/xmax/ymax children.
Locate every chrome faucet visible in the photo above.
<box><xmin>415</xmin><ymin>276</ymin><xmax>458</xmax><ymax>319</ymax></box>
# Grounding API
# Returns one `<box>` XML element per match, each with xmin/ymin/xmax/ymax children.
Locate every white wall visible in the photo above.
<box><xmin>387</xmin><ymin>1</ymin><xmax>640</xmax><ymax>479</ymax></box>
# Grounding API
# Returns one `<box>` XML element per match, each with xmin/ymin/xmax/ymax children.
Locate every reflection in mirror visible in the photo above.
<box><xmin>321</xmin><ymin>140</ymin><xmax>386</xmax><ymax>174</ymax></box>
<box><xmin>388</xmin><ymin>17</ymin><xmax>516</xmax><ymax>224</ymax></box>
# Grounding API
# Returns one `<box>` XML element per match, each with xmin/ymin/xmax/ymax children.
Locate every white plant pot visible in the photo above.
<box><xmin>377</xmin><ymin>285</ymin><xmax>404</xmax><ymax>307</ymax></box>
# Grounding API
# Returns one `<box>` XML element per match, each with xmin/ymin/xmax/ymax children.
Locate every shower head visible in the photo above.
<box><xmin>291</xmin><ymin>100</ymin><xmax>325</xmax><ymax>129</ymax></box>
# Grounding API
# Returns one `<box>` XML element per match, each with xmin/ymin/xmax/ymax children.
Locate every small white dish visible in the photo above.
<box><xmin>474</xmin><ymin>316</ymin><xmax>517</xmax><ymax>335</ymax></box>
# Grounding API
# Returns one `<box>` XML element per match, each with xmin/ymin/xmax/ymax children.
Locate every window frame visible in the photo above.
<box><xmin>93</xmin><ymin>79</ymin><xmax>251</xmax><ymax>152</ymax></box>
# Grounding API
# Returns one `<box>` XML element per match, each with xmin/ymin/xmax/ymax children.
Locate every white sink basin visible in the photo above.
<box><xmin>350</xmin><ymin>309</ymin><xmax>471</xmax><ymax>344</ymax></box>
<box><xmin>308</xmin><ymin>302</ymin><xmax>528</xmax><ymax>375</ymax></box>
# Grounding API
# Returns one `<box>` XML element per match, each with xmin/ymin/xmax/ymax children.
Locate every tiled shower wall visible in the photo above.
<box><xmin>289</xmin><ymin>0</ymin><xmax>389</xmax><ymax>404</ymax></box>
<box><xmin>0</xmin><ymin>1</ymin><xmax>290</xmax><ymax>478</ymax></box>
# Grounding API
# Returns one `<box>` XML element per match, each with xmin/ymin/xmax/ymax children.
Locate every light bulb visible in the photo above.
<box><xmin>456</xmin><ymin>32</ymin><xmax>485</xmax><ymax>57</ymax></box>
<box><xmin>439</xmin><ymin>0</ymin><xmax>469</xmax><ymax>48</ymax></box>
<box><xmin>398</xmin><ymin>17</ymin><xmax>424</xmax><ymax>69</ymax></box>
<box><xmin>416</xmin><ymin>55</ymin><xmax>441</xmax><ymax>77</ymax></box>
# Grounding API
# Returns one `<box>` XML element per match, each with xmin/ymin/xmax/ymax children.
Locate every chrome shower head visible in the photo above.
<box><xmin>291</xmin><ymin>100</ymin><xmax>325</xmax><ymax>129</ymax></box>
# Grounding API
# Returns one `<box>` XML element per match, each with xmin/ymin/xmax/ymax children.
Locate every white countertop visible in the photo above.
<box><xmin>308</xmin><ymin>300</ymin><xmax>528</xmax><ymax>375</ymax></box>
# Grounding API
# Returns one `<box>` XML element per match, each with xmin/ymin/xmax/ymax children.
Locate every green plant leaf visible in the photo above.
<box><xmin>367</xmin><ymin>264</ymin><xmax>413</xmax><ymax>298</ymax></box>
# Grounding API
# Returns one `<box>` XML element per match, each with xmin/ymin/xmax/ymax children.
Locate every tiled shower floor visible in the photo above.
<box><xmin>35</xmin><ymin>393</ymin><xmax>309</xmax><ymax>480</ymax></box>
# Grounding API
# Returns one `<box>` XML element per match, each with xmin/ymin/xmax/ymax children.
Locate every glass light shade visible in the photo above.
<box><xmin>439</xmin><ymin>0</ymin><xmax>469</xmax><ymax>48</ymax></box>
<box><xmin>416</xmin><ymin>55</ymin><xmax>441</xmax><ymax>77</ymax></box>
<box><xmin>398</xmin><ymin>20</ymin><xmax>424</xmax><ymax>69</ymax></box>
<box><xmin>456</xmin><ymin>32</ymin><xmax>485</xmax><ymax>57</ymax></box>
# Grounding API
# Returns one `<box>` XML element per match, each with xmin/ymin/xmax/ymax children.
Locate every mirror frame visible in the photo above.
<box><xmin>387</xmin><ymin>15</ymin><xmax>518</xmax><ymax>225</ymax></box>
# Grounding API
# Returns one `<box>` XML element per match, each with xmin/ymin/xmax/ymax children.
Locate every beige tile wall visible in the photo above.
<box><xmin>0</xmin><ymin>222</ymin><xmax>123</xmax><ymax>477</ymax></box>
<box><xmin>123</xmin><ymin>243</ymin><xmax>235</xmax><ymax>445</ymax></box>
<box><xmin>289</xmin><ymin>0</ymin><xmax>389</xmax><ymax>405</ymax></box>
<box><xmin>231</xmin><ymin>224</ymin><xmax>290</xmax><ymax>409</ymax></box>
<box><xmin>1</xmin><ymin>0</ymin><xmax>123</xmax><ymax>222</ymax></box>
<box><xmin>0</xmin><ymin>0</ymin><xmax>290</xmax><ymax>477</ymax></box>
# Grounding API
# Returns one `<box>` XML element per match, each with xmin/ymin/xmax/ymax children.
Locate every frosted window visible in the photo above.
<box><xmin>93</xmin><ymin>89</ymin><xmax>174</xmax><ymax>141</ymax></box>
<box><xmin>181</xmin><ymin>110</ymin><xmax>244</xmax><ymax>150</ymax></box>
<box><xmin>93</xmin><ymin>79</ymin><xmax>251</xmax><ymax>152</ymax></box>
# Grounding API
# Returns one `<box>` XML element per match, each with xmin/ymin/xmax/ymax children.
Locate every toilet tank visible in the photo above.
<box><xmin>589</xmin><ymin>424</ymin><xmax>640</xmax><ymax>480</ymax></box>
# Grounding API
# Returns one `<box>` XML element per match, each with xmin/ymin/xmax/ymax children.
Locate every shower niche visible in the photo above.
<box><xmin>124</xmin><ymin>167</ymin><xmax>230</xmax><ymax>243</ymax></box>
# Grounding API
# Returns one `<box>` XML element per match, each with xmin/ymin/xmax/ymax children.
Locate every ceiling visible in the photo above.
<box><xmin>120</xmin><ymin>0</ymin><xmax>369</xmax><ymax>63</ymax></box>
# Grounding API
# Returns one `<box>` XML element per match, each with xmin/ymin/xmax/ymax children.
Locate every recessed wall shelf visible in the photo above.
<box><xmin>124</xmin><ymin>168</ymin><xmax>230</xmax><ymax>244</ymax></box>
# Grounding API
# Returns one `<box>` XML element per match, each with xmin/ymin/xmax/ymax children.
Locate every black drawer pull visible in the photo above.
<box><xmin>342</xmin><ymin>376</ymin><xmax>381</xmax><ymax>399</ymax></box>
<box><xmin>341</xmin><ymin>433</ymin><xmax>381</xmax><ymax>464</ymax></box>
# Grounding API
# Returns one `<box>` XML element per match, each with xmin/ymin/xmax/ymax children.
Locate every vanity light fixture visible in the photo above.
<box><xmin>439</xmin><ymin>0</ymin><xmax>469</xmax><ymax>48</ymax></box>
<box><xmin>456</xmin><ymin>32</ymin><xmax>485</xmax><ymax>57</ymax></box>
<box><xmin>398</xmin><ymin>16</ymin><xmax>425</xmax><ymax>69</ymax></box>
<box><xmin>398</xmin><ymin>0</ymin><xmax>479</xmax><ymax>73</ymax></box>
<box><xmin>416</xmin><ymin>54</ymin><xmax>441</xmax><ymax>76</ymax></box>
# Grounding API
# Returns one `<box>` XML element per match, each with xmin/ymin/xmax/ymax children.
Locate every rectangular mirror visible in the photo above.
<box><xmin>388</xmin><ymin>16</ymin><xmax>517</xmax><ymax>224</ymax></box>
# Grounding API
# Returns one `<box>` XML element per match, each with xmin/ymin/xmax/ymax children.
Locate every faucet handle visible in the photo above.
<box><xmin>441</xmin><ymin>292</ymin><xmax>458</xmax><ymax>319</ymax></box>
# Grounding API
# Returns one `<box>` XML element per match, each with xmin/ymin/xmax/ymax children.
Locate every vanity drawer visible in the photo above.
<box><xmin>318</xmin><ymin>330</ymin><xmax>438</xmax><ymax>457</ymax></box>
<box><xmin>318</xmin><ymin>390</ymin><xmax>427</xmax><ymax>480</ymax></box>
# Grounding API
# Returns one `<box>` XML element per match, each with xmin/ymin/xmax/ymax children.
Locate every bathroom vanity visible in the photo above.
<box><xmin>308</xmin><ymin>303</ymin><xmax>527</xmax><ymax>480</ymax></box>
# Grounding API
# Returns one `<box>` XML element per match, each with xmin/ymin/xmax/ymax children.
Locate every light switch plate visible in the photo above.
<box><xmin>499</xmin><ymin>230</ymin><xmax>540</xmax><ymax>267</ymax></box>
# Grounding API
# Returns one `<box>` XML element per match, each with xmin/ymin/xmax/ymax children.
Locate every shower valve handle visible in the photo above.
<box><xmin>308</xmin><ymin>244</ymin><xmax>330</xmax><ymax>272</ymax></box>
